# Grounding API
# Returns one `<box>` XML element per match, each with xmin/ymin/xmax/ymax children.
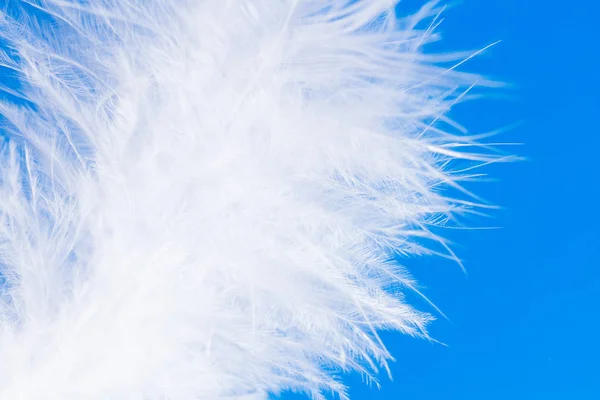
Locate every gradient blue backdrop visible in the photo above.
<box><xmin>1</xmin><ymin>0</ymin><xmax>598</xmax><ymax>399</ymax></box>
<box><xmin>286</xmin><ymin>1</ymin><xmax>599</xmax><ymax>399</ymax></box>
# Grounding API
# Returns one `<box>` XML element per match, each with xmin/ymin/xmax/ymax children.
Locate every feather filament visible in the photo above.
<box><xmin>0</xmin><ymin>1</ymin><xmax>501</xmax><ymax>399</ymax></box>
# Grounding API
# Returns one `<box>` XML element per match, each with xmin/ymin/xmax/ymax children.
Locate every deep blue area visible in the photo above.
<box><xmin>336</xmin><ymin>1</ymin><xmax>600</xmax><ymax>399</ymax></box>
<box><xmin>283</xmin><ymin>0</ymin><xmax>599</xmax><ymax>399</ymax></box>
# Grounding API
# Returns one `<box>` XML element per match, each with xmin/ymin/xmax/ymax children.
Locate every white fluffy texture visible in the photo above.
<box><xmin>0</xmin><ymin>0</ymin><xmax>498</xmax><ymax>399</ymax></box>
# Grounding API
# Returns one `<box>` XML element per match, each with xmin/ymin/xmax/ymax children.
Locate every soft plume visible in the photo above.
<box><xmin>0</xmin><ymin>1</ymin><xmax>499</xmax><ymax>399</ymax></box>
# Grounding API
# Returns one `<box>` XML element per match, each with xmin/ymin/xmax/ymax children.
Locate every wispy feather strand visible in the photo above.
<box><xmin>0</xmin><ymin>0</ymin><xmax>501</xmax><ymax>399</ymax></box>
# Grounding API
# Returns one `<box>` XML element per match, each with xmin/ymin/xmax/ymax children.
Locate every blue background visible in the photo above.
<box><xmin>1</xmin><ymin>0</ymin><xmax>598</xmax><ymax>399</ymax></box>
<box><xmin>340</xmin><ymin>1</ymin><xmax>600</xmax><ymax>399</ymax></box>
<box><xmin>286</xmin><ymin>0</ymin><xmax>600</xmax><ymax>399</ymax></box>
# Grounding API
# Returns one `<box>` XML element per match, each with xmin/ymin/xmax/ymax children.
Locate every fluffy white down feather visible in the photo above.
<box><xmin>0</xmin><ymin>0</ymin><xmax>501</xmax><ymax>399</ymax></box>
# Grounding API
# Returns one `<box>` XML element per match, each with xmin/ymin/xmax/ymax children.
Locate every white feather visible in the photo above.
<box><xmin>0</xmin><ymin>0</ymin><xmax>500</xmax><ymax>399</ymax></box>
